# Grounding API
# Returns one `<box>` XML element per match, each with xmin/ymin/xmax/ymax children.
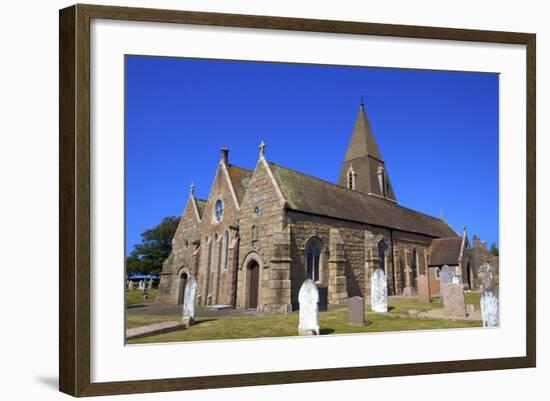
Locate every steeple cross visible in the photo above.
<box><xmin>259</xmin><ymin>140</ymin><xmax>267</xmax><ymax>157</ymax></box>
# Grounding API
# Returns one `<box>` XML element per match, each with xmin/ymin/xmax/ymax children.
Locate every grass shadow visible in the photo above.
<box><xmin>319</xmin><ymin>328</ymin><xmax>335</xmax><ymax>335</ymax></box>
<box><xmin>193</xmin><ymin>318</ymin><xmax>218</xmax><ymax>325</ymax></box>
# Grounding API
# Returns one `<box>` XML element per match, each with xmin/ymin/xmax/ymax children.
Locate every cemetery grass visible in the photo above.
<box><xmin>126</xmin><ymin>289</ymin><xmax>159</xmax><ymax>306</ymax></box>
<box><xmin>126</xmin><ymin>298</ymin><xmax>482</xmax><ymax>344</ymax></box>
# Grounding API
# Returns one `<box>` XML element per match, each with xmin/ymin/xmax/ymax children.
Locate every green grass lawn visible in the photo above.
<box><xmin>126</xmin><ymin>289</ymin><xmax>159</xmax><ymax>305</ymax></box>
<box><xmin>126</xmin><ymin>296</ymin><xmax>481</xmax><ymax>344</ymax></box>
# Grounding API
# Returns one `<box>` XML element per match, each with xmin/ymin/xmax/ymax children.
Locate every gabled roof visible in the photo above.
<box><xmin>429</xmin><ymin>237</ymin><xmax>463</xmax><ymax>266</ymax></box>
<box><xmin>194</xmin><ymin>198</ymin><xmax>207</xmax><ymax>219</ymax></box>
<box><xmin>268</xmin><ymin>162</ymin><xmax>456</xmax><ymax>238</ymax></box>
<box><xmin>227</xmin><ymin>165</ymin><xmax>253</xmax><ymax>204</ymax></box>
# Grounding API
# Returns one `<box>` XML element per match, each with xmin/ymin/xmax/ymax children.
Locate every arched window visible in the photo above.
<box><xmin>378</xmin><ymin>240</ymin><xmax>388</xmax><ymax>272</ymax></box>
<box><xmin>222</xmin><ymin>230</ymin><xmax>229</xmax><ymax>270</ymax></box>
<box><xmin>411</xmin><ymin>248</ymin><xmax>418</xmax><ymax>287</ymax></box>
<box><xmin>251</xmin><ymin>225</ymin><xmax>259</xmax><ymax>242</ymax></box>
<box><xmin>214</xmin><ymin>199</ymin><xmax>224</xmax><ymax>222</ymax></box>
<box><xmin>377</xmin><ymin>164</ymin><xmax>388</xmax><ymax>198</ymax></box>
<box><xmin>305</xmin><ymin>238</ymin><xmax>323</xmax><ymax>282</ymax></box>
<box><xmin>347</xmin><ymin>165</ymin><xmax>356</xmax><ymax>190</ymax></box>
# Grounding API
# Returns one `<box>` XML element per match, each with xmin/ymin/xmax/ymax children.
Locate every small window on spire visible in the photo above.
<box><xmin>347</xmin><ymin>166</ymin><xmax>356</xmax><ymax>190</ymax></box>
<box><xmin>377</xmin><ymin>164</ymin><xmax>387</xmax><ymax>198</ymax></box>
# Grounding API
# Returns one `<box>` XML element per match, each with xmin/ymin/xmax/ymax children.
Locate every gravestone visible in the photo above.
<box><xmin>298</xmin><ymin>279</ymin><xmax>320</xmax><ymax>335</ymax></box>
<box><xmin>371</xmin><ymin>268</ymin><xmax>388</xmax><ymax>313</ymax></box>
<box><xmin>128</xmin><ymin>280</ymin><xmax>134</xmax><ymax>291</ymax></box>
<box><xmin>480</xmin><ymin>288</ymin><xmax>499</xmax><ymax>327</ymax></box>
<box><xmin>182</xmin><ymin>277</ymin><xmax>198</xmax><ymax>328</ymax></box>
<box><xmin>441</xmin><ymin>283</ymin><xmax>466</xmax><ymax>319</ymax></box>
<box><xmin>478</xmin><ymin>262</ymin><xmax>495</xmax><ymax>291</ymax></box>
<box><xmin>147</xmin><ymin>279</ymin><xmax>153</xmax><ymax>290</ymax></box>
<box><xmin>138</xmin><ymin>280</ymin><xmax>144</xmax><ymax>291</ymax></box>
<box><xmin>417</xmin><ymin>274</ymin><xmax>430</xmax><ymax>302</ymax></box>
<box><xmin>348</xmin><ymin>296</ymin><xmax>365</xmax><ymax>325</ymax></box>
<box><xmin>439</xmin><ymin>265</ymin><xmax>455</xmax><ymax>304</ymax></box>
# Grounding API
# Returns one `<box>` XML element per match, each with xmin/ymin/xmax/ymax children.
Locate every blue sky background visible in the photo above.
<box><xmin>126</xmin><ymin>56</ymin><xmax>499</xmax><ymax>254</ymax></box>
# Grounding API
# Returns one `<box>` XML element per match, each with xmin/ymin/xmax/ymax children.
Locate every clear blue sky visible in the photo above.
<box><xmin>126</xmin><ymin>56</ymin><xmax>499</xmax><ymax>254</ymax></box>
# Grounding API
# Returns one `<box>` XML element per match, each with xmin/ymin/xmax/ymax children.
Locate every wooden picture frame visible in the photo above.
<box><xmin>59</xmin><ymin>3</ymin><xmax>536</xmax><ymax>397</ymax></box>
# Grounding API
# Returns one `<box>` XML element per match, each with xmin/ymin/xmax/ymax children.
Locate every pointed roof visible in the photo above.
<box><xmin>338</xmin><ymin>102</ymin><xmax>396</xmax><ymax>201</ymax></box>
<box><xmin>344</xmin><ymin>103</ymin><xmax>383</xmax><ymax>162</ymax></box>
<box><xmin>269</xmin><ymin>162</ymin><xmax>456</xmax><ymax>238</ymax></box>
<box><xmin>227</xmin><ymin>165</ymin><xmax>253</xmax><ymax>204</ymax></box>
<box><xmin>194</xmin><ymin>198</ymin><xmax>207</xmax><ymax>218</ymax></box>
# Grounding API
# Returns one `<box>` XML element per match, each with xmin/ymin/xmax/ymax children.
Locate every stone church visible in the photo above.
<box><xmin>157</xmin><ymin>102</ymin><xmax>497</xmax><ymax>313</ymax></box>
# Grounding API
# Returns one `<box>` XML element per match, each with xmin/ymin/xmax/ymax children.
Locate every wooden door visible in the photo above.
<box><xmin>249</xmin><ymin>261</ymin><xmax>259</xmax><ymax>309</ymax></box>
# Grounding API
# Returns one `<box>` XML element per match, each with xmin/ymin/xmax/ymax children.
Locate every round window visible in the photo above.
<box><xmin>214</xmin><ymin>199</ymin><xmax>224</xmax><ymax>222</ymax></box>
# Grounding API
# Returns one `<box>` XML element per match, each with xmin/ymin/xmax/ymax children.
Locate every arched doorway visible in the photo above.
<box><xmin>247</xmin><ymin>259</ymin><xmax>260</xmax><ymax>309</ymax></box>
<box><xmin>177</xmin><ymin>271</ymin><xmax>188</xmax><ymax>305</ymax></box>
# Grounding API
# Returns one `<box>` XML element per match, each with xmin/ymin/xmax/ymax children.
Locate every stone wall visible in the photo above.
<box><xmin>157</xmin><ymin>197</ymin><xmax>201</xmax><ymax>304</ymax></box>
<box><xmin>236</xmin><ymin>160</ymin><xmax>287</xmax><ymax>313</ymax></box>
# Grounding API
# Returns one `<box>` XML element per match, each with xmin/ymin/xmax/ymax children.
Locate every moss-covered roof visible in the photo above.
<box><xmin>227</xmin><ymin>165</ymin><xmax>253</xmax><ymax>204</ymax></box>
<box><xmin>268</xmin><ymin>162</ymin><xmax>457</xmax><ymax>238</ymax></box>
<box><xmin>429</xmin><ymin>237</ymin><xmax>463</xmax><ymax>266</ymax></box>
<box><xmin>195</xmin><ymin>198</ymin><xmax>207</xmax><ymax>219</ymax></box>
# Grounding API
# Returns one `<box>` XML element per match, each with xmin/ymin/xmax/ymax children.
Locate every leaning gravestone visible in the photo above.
<box><xmin>480</xmin><ymin>288</ymin><xmax>499</xmax><ymax>327</ymax></box>
<box><xmin>439</xmin><ymin>265</ymin><xmax>455</xmax><ymax>305</ymax></box>
<box><xmin>371</xmin><ymin>268</ymin><xmax>388</xmax><ymax>313</ymax></box>
<box><xmin>298</xmin><ymin>279</ymin><xmax>320</xmax><ymax>335</ymax></box>
<box><xmin>182</xmin><ymin>277</ymin><xmax>198</xmax><ymax>328</ymax></box>
<box><xmin>441</xmin><ymin>282</ymin><xmax>466</xmax><ymax>319</ymax></box>
<box><xmin>348</xmin><ymin>296</ymin><xmax>365</xmax><ymax>325</ymax></box>
<box><xmin>478</xmin><ymin>262</ymin><xmax>495</xmax><ymax>291</ymax></box>
<box><xmin>417</xmin><ymin>274</ymin><xmax>430</xmax><ymax>302</ymax></box>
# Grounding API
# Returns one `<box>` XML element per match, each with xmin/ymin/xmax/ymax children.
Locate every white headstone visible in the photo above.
<box><xmin>182</xmin><ymin>277</ymin><xmax>198</xmax><ymax>321</ymax></box>
<box><xmin>371</xmin><ymin>268</ymin><xmax>388</xmax><ymax>313</ymax></box>
<box><xmin>480</xmin><ymin>288</ymin><xmax>499</xmax><ymax>327</ymax></box>
<box><xmin>147</xmin><ymin>278</ymin><xmax>153</xmax><ymax>290</ymax></box>
<box><xmin>128</xmin><ymin>281</ymin><xmax>134</xmax><ymax>291</ymax></box>
<box><xmin>298</xmin><ymin>279</ymin><xmax>320</xmax><ymax>335</ymax></box>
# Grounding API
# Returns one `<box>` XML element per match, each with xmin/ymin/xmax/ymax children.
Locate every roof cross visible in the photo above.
<box><xmin>259</xmin><ymin>140</ymin><xmax>267</xmax><ymax>158</ymax></box>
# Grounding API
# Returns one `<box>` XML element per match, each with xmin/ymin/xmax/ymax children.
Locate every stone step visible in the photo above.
<box><xmin>126</xmin><ymin>321</ymin><xmax>185</xmax><ymax>340</ymax></box>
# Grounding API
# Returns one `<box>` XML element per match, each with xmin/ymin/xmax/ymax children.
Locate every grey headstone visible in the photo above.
<box><xmin>442</xmin><ymin>283</ymin><xmax>466</xmax><ymax>319</ymax></box>
<box><xmin>182</xmin><ymin>277</ymin><xmax>198</xmax><ymax>328</ymax></box>
<box><xmin>128</xmin><ymin>281</ymin><xmax>134</xmax><ymax>291</ymax></box>
<box><xmin>147</xmin><ymin>279</ymin><xmax>153</xmax><ymax>290</ymax></box>
<box><xmin>478</xmin><ymin>262</ymin><xmax>495</xmax><ymax>291</ymax></box>
<box><xmin>298</xmin><ymin>279</ymin><xmax>320</xmax><ymax>335</ymax></box>
<box><xmin>371</xmin><ymin>268</ymin><xmax>388</xmax><ymax>313</ymax></box>
<box><xmin>348</xmin><ymin>296</ymin><xmax>365</xmax><ymax>325</ymax></box>
<box><xmin>480</xmin><ymin>288</ymin><xmax>499</xmax><ymax>327</ymax></box>
<box><xmin>439</xmin><ymin>265</ymin><xmax>455</xmax><ymax>304</ymax></box>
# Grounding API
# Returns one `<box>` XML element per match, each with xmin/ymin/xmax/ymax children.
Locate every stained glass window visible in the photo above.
<box><xmin>214</xmin><ymin>199</ymin><xmax>223</xmax><ymax>221</ymax></box>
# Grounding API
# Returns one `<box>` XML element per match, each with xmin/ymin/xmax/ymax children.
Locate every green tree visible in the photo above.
<box><xmin>489</xmin><ymin>243</ymin><xmax>499</xmax><ymax>256</ymax></box>
<box><xmin>126</xmin><ymin>216</ymin><xmax>180</xmax><ymax>275</ymax></box>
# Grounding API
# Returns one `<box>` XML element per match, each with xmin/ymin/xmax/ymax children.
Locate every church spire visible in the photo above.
<box><xmin>337</xmin><ymin>101</ymin><xmax>396</xmax><ymax>201</ymax></box>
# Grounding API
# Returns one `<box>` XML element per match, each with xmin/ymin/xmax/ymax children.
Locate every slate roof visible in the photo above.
<box><xmin>428</xmin><ymin>237</ymin><xmax>463</xmax><ymax>266</ymax></box>
<box><xmin>269</xmin><ymin>162</ymin><xmax>457</xmax><ymax>238</ymax></box>
<box><xmin>195</xmin><ymin>198</ymin><xmax>207</xmax><ymax>219</ymax></box>
<box><xmin>227</xmin><ymin>165</ymin><xmax>253</xmax><ymax>205</ymax></box>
